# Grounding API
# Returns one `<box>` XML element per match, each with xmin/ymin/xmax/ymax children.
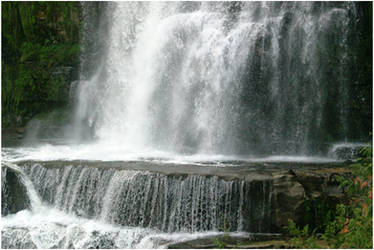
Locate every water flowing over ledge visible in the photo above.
<box><xmin>20</xmin><ymin>162</ymin><xmax>274</xmax><ymax>233</ymax></box>
<box><xmin>2</xmin><ymin>159</ymin><xmax>350</xmax><ymax>248</ymax></box>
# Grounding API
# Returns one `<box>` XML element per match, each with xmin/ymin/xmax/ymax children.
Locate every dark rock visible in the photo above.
<box><xmin>288</xmin><ymin>169</ymin><xmax>296</xmax><ymax>176</ymax></box>
<box><xmin>1</xmin><ymin>166</ymin><xmax>31</xmax><ymax>216</ymax></box>
<box><xmin>166</xmin><ymin>233</ymin><xmax>287</xmax><ymax>249</ymax></box>
<box><xmin>271</xmin><ymin>173</ymin><xmax>305</xmax><ymax>231</ymax></box>
<box><xmin>294</xmin><ymin>170</ymin><xmax>348</xmax><ymax>200</ymax></box>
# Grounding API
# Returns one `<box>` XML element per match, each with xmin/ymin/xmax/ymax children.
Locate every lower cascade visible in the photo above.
<box><xmin>2</xmin><ymin>159</ymin><xmax>350</xmax><ymax>248</ymax></box>
<box><xmin>2</xmin><ymin>161</ymin><xmax>278</xmax><ymax>248</ymax></box>
<box><xmin>21</xmin><ymin>163</ymin><xmax>273</xmax><ymax>233</ymax></box>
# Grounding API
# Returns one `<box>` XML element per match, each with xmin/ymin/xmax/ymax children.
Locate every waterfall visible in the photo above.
<box><xmin>73</xmin><ymin>1</ymin><xmax>361</xmax><ymax>157</ymax></box>
<box><xmin>22</xmin><ymin>163</ymin><xmax>273</xmax><ymax>233</ymax></box>
<box><xmin>2</xmin><ymin>2</ymin><xmax>370</xmax><ymax>248</ymax></box>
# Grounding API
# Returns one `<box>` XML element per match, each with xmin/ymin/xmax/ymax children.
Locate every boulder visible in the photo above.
<box><xmin>1</xmin><ymin>166</ymin><xmax>31</xmax><ymax>216</ymax></box>
<box><xmin>269</xmin><ymin>167</ymin><xmax>351</xmax><ymax>232</ymax></box>
<box><xmin>271</xmin><ymin>173</ymin><xmax>305</xmax><ymax>231</ymax></box>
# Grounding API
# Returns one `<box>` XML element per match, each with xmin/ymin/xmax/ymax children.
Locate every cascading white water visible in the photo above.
<box><xmin>74</xmin><ymin>1</ymin><xmax>360</xmax><ymax>157</ymax></box>
<box><xmin>1</xmin><ymin>163</ymin><xmax>167</xmax><ymax>248</ymax></box>
<box><xmin>1</xmin><ymin>162</ymin><xmax>274</xmax><ymax>248</ymax></box>
<box><xmin>22</xmin><ymin>163</ymin><xmax>273</xmax><ymax>233</ymax></box>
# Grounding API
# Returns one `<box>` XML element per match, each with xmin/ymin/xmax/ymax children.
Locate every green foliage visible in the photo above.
<box><xmin>288</xmin><ymin>145</ymin><xmax>373</xmax><ymax>248</ymax></box>
<box><xmin>288</xmin><ymin>220</ymin><xmax>322</xmax><ymax>248</ymax></box>
<box><xmin>1</xmin><ymin>1</ymin><xmax>80</xmax><ymax>126</ymax></box>
<box><xmin>19</xmin><ymin>41</ymin><xmax>79</xmax><ymax>68</ymax></box>
<box><xmin>213</xmin><ymin>218</ymin><xmax>231</xmax><ymax>248</ymax></box>
<box><xmin>212</xmin><ymin>237</ymin><xmax>228</xmax><ymax>249</ymax></box>
<box><xmin>299</xmin><ymin>197</ymin><xmax>337</xmax><ymax>234</ymax></box>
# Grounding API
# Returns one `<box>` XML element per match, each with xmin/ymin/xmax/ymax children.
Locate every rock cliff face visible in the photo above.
<box><xmin>271</xmin><ymin>168</ymin><xmax>350</xmax><ymax>231</ymax></box>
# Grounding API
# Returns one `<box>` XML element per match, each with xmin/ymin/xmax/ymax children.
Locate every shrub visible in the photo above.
<box><xmin>288</xmin><ymin>145</ymin><xmax>373</xmax><ymax>248</ymax></box>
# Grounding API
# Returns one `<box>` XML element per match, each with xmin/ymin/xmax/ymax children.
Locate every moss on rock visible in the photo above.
<box><xmin>2</xmin><ymin>2</ymin><xmax>80</xmax><ymax>128</ymax></box>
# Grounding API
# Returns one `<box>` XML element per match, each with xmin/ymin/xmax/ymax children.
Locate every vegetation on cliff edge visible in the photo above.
<box><xmin>288</xmin><ymin>145</ymin><xmax>373</xmax><ymax>248</ymax></box>
<box><xmin>2</xmin><ymin>1</ymin><xmax>80</xmax><ymax>127</ymax></box>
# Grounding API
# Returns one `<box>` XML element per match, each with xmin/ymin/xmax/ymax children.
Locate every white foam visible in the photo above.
<box><xmin>1</xmin><ymin>206</ymin><xmax>156</xmax><ymax>249</ymax></box>
<box><xmin>2</xmin><ymin>206</ymin><xmax>251</xmax><ymax>249</ymax></box>
<box><xmin>329</xmin><ymin>142</ymin><xmax>368</xmax><ymax>153</ymax></box>
<box><xmin>2</xmin><ymin>143</ymin><xmax>340</xmax><ymax>164</ymax></box>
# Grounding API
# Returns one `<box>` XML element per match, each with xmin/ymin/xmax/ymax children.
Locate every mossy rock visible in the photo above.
<box><xmin>1</xmin><ymin>1</ymin><xmax>80</xmax><ymax>130</ymax></box>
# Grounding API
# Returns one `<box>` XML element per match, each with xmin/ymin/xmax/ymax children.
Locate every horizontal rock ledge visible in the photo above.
<box><xmin>14</xmin><ymin>159</ymin><xmax>349</xmax><ymax>182</ymax></box>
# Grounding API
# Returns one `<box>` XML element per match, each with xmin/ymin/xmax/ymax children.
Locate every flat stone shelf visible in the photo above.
<box><xmin>14</xmin><ymin>159</ymin><xmax>349</xmax><ymax>182</ymax></box>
